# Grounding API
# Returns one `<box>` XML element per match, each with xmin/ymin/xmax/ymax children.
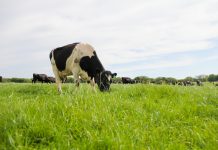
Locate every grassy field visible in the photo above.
<box><xmin>0</xmin><ymin>83</ymin><xmax>217</xmax><ymax>149</ymax></box>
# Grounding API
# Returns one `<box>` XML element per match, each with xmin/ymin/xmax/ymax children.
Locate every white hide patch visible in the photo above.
<box><xmin>79</xmin><ymin>70</ymin><xmax>91</xmax><ymax>81</ymax></box>
<box><xmin>56</xmin><ymin>43</ymin><xmax>95</xmax><ymax>81</ymax></box>
<box><xmin>75</xmin><ymin>43</ymin><xmax>95</xmax><ymax>58</ymax></box>
<box><xmin>107</xmin><ymin>75</ymin><xmax>112</xmax><ymax>82</ymax></box>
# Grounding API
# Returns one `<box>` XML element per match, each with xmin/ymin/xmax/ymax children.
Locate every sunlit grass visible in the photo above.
<box><xmin>0</xmin><ymin>83</ymin><xmax>217</xmax><ymax>149</ymax></box>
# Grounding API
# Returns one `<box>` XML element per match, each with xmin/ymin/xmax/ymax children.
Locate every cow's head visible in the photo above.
<box><xmin>96</xmin><ymin>70</ymin><xmax>117</xmax><ymax>92</ymax></box>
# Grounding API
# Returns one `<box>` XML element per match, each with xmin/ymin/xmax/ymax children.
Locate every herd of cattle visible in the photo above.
<box><xmin>1</xmin><ymin>73</ymin><xmax>218</xmax><ymax>87</ymax></box>
<box><xmin>121</xmin><ymin>77</ymin><xmax>204</xmax><ymax>86</ymax></box>
<box><xmin>30</xmin><ymin>74</ymin><xmax>205</xmax><ymax>86</ymax></box>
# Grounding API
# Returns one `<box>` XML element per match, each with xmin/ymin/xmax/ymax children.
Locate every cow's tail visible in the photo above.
<box><xmin>49</xmin><ymin>50</ymin><xmax>55</xmax><ymax>65</ymax></box>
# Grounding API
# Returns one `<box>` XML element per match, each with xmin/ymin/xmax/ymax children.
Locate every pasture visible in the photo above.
<box><xmin>0</xmin><ymin>83</ymin><xmax>217</xmax><ymax>149</ymax></box>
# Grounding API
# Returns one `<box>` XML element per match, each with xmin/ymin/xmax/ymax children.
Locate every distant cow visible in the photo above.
<box><xmin>49</xmin><ymin>42</ymin><xmax>117</xmax><ymax>93</ymax></box>
<box><xmin>32</xmin><ymin>73</ymin><xmax>49</xmax><ymax>83</ymax></box>
<box><xmin>184</xmin><ymin>81</ymin><xmax>194</xmax><ymax>86</ymax></box>
<box><xmin>47</xmin><ymin>76</ymin><xmax>55</xmax><ymax>83</ymax></box>
<box><xmin>122</xmin><ymin>77</ymin><xmax>135</xmax><ymax>84</ymax></box>
<box><xmin>196</xmin><ymin>80</ymin><xmax>203</xmax><ymax>86</ymax></box>
<box><xmin>178</xmin><ymin>81</ymin><xmax>183</xmax><ymax>86</ymax></box>
<box><xmin>32</xmin><ymin>74</ymin><xmax>56</xmax><ymax>83</ymax></box>
<box><xmin>43</xmin><ymin>76</ymin><xmax>56</xmax><ymax>83</ymax></box>
<box><xmin>0</xmin><ymin>76</ymin><xmax>2</xmax><ymax>82</ymax></box>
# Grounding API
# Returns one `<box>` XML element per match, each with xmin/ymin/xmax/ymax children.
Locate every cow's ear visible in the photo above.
<box><xmin>112</xmin><ymin>73</ymin><xmax>117</xmax><ymax>78</ymax></box>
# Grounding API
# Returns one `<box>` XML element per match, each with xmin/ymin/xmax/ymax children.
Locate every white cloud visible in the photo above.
<box><xmin>114</xmin><ymin>54</ymin><xmax>218</xmax><ymax>73</ymax></box>
<box><xmin>112</xmin><ymin>56</ymin><xmax>195</xmax><ymax>73</ymax></box>
<box><xmin>0</xmin><ymin>0</ymin><xmax>218</xmax><ymax>78</ymax></box>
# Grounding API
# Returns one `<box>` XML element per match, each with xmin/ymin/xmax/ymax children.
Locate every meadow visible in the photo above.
<box><xmin>0</xmin><ymin>83</ymin><xmax>217</xmax><ymax>149</ymax></box>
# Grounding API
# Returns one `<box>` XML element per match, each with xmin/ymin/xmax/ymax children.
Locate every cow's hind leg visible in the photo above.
<box><xmin>56</xmin><ymin>77</ymin><xmax>62</xmax><ymax>93</ymax></box>
<box><xmin>52</xmin><ymin>66</ymin><xmax>62</xmax><ymax>93</ymax></box>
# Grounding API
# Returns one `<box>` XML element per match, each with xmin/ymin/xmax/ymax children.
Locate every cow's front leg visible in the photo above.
<box><xmin>72</xmin><ymin>68</ymin><xmax>81</xmax><ymax>88</ymax></box>
<box><xmin>73</xmin><ymin>74</ymin><xmax>80</xmax><ymax>87</ymax></box>
<box><xmin>90</xmin><ymin>78</ymin><xmax>96</xmax><ymax>92</ymax></box>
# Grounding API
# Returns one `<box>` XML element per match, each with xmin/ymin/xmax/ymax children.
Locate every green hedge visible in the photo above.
<box><xmin>2</xmin><ymin>78</ymin><xmax>31</xmax><ymax>83</ymax></box>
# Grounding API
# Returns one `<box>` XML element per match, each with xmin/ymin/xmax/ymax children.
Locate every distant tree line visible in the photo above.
<box><xmin>207</xmin><ymin>74</ymin><xmax>218</xmax><ymax>82</ymax></box>
<box><xmin>1</xmin><ymin>78</ymin><xmax>32</xmax><ymax>83</ymax></box>
<box><xmin>0</xmin><ymin>74</ymin><xmax>218</xmax><ymax>84</ymax></box>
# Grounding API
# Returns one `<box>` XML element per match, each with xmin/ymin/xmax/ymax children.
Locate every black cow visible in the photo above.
<box><xmin>47</xmin><ymin>76</ymin><xmax>55</xmax><ymax>83</ymax></box>
<box><xmin>32</xmin><ymin>73</ymin><xmax>49</xmax><ymax>83</ymax></box>
<box><xmin>122</xmin><ymin>77</ymin><xmax>135</xmax><ymax>84</ymax></box>
<box><xmin>0</xmin><ymin>76</ymin><xmax>2</xmax><ymax>82</ymax></box>
<box><xmin>49</xmin><ymin>42</ymin><xmax>117</xmax><ymax>93</ymax></box>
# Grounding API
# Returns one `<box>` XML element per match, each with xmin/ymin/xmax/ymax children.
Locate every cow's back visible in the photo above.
<box><xmin>51</xmin><ymin>42</ymin><xmax>99</xmax><ymax>74</ymax></box>
<box><xmin>52</xmin><ymin>43</ymin><xmax>79</xmax><ymax>71</ymax></box>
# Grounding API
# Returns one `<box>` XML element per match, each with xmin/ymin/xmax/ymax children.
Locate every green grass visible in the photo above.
<box><xmin>0</xmin><ymin>83</ymin><xmax>217</xmax><ymax>149</ymax></box>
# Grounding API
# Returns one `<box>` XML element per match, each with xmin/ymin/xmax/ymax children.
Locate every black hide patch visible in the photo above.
<box><xmin>79</xmin><ymin>51</ymin><xmax>104</xmax><ymax>79</ymax></box>
<box><xmin>52</xmin><ymin>43</ymin><xmax>79</xmax><ymax>71</ymax></box>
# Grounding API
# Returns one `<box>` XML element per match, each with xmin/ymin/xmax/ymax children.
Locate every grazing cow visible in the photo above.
<box><xmin>178</xmin><ymin>82</ymin><xmax>183</xmax><ymax>86</ymax></box>
<box><xmin>49</xmin><ymin>42</ymin><xmax>117</xmax><ymax>93</ymax></box>
<box><xmin>196</xmin><ymin>80</ymin><xmax>203</xmax><ymax>86</ymax></box>
<box><xmin>32</xmin><ymin>73</ymin><xmax>49</xmax><ymax>83</ymax></box>
<box><xmin>47</xmin><ymin>76</ymin><xmax>55</xmax><ymax>83</ymax></box>
<box><xmin>0</xmin><ymin>76</ymin><xmax>2</xmax><ymax>82</ymax></box>
<box><xmin>184</xmin><ymin>81</ymin><xmax>194</xmax><ymax>86</ymax></box>
<box><xmin>172</xmin><ymin>81</ymin><xmax>177</xmax><ymax>85</ymax></box>
<box><xmin>122</xmin><ymin>77</ymin><xmax>135</xmax><ymax>84</ymax></box>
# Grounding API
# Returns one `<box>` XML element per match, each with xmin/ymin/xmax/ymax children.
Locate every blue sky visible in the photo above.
<box><xmin>0</xmin><ymin>0</ymin><xmax>218</xmax><ymax>79</ymax></box>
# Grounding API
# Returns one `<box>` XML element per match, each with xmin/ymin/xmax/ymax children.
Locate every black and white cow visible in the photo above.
<box><xmin>49</xmin><ymin>43</ymin><xmax>117</xmax><ymax>93</ymax></box>
<box><xmin>196</xmin><ymin>80</ymin><xmax>203</xmax><ymax>86</ymax></box>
